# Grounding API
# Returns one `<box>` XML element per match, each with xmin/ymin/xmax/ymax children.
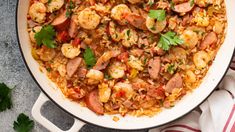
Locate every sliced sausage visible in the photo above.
<box><xmin>172</xmin><ymin>0</ymin><xmax>188</xmax><ymax>4</ymax></box>
<box><xmin>85</xmin><ymin>90</ymin><xmax>104</xmax><ymax>115</ymax></box>
<box><xmin>148</xmin><ymin>57</ymin><xmax>161</xmax><ymax>79</ymax></box>
<box><xmin>147</xmin><ymin>86</ymin><xmax>165</xmax><ymax>99</ymax></box>
<box><xmin>66</xmin><ymin>57</ymin><xmax>82</xmax><ymax>77</ymax></box>
<box><xmin>51</xmin><ymin>10</ymin><xmax>70</xmax><ymax>31</ymax></box>
<box><xmin>93</xmin><ymin>50</ymin><xmax>121</xmax><ymax>70</ymax></box>
<box><xmin>77</xmin><ymin>68</ymin><xmax>88</xmax><ymax>78</ymax></box>
<box><xmin>200</xmin><ymin>32</ymin><xmax>217</xmax><ymax>50</ymax></box>
<box><xmin>173</xmin><ymin>2</ymin><xmax>194</xmax><ymax>13</ymax></box>
<box><xmin>124</xmin><ymin>13</ymin><xmax>147</xmax><ymax>30</ymax></box>
<box><xmin>69</xmin><ymin>16</ymin><xmax>79</xmax><ymax>38</ymax></box>
<box><xmin>165</xmin><ymin>73</ymin><xmax>183</xmax><ymax>93</ymax></box>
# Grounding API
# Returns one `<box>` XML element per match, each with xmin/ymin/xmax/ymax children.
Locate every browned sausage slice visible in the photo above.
<box><xmin>85</xmin><ymin>90</ymin><xmax>104</xmax><ymax>115</ymax></box>
<box><xmin>165</xmin><ymin>73</ymin><xmax>183</xmax><ymax>93</ymax></box>
<box><xmin>93</xmin><ymin>50</ymin><xmax>121</xmax><ymax>70</ymax></box>
<box><xmin>200</xmin><ymin>32</ymin><xmax>217</xmax><ymax>50</ymax></box>
<box><xmin>173</xmin><ymin>2</ymin><xmax>194</xmax><ymax>13</ymax></box>
<box><xmin>66</xmin><ymin>57</ymin><xmax>82</xmax><ymax>77</ymax></box>
<box><xmin>68</xmin><ymin>16</ymin><xmax>78</xmax><ymax>38</ymax></box>
<box><xmin>51</xmin><ymin>10</ymin><xmax>70</xmax><ymax>31</ymax></box>
<box><xmin>148</xmin><ymin>57</ymin><xmax>161</xmax><ymax>79</ymax></box>
<box><xmin>124</xmin><ymin>13</ymin><xmax>147</xmax><ymax>30</ymax></box>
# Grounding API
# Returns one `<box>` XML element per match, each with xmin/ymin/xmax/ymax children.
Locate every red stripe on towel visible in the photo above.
<box><xmin>161</xmin><ymin>124</ymin><xmax>201</xmax><ymax>132</ymax></box>
<box><xmin>223</xmin><ymin>104</ymin><xmax>235</xmax><ymax>132</ymax></box>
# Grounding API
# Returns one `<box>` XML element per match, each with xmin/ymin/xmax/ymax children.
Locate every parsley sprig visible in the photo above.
<box><xmin>34</xmin><ymin>25</ymin><xmax>56</xmax><ymax>48</ymax></box>
<box><xmin>83</xmin><ymin>47</ymin><xmax>96</xmax><ymax>68</ymax></box>
<box><xmin>13</xmin><ymin>113</ymin><xmax>34</xmax><ymax>132</ymax></box>
<box><xmin>0</xmin><ymin>83</ymin><xmax>13</xmax><ymax>112</ymax></box>
<box><xmin>148</xmin><ymin>10</ymin><xmax>166</xmax><ymax>21</ymax></box>
<box><xmin>158</xmin><ymin>31</ymin><xmax>184</xmax><ymax>51</ymax></box>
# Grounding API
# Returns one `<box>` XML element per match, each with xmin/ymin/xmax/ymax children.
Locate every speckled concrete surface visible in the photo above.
<box><xmin>0</xmin><ymin>0</ymin><xmax>147</xmax><ymax>132</ymax></box>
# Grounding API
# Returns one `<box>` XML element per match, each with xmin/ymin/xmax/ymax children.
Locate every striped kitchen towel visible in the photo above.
<box><xmin>149</xmin><ymin>69</ymin><xmax>235</xmax><ymax>132</ymax></box>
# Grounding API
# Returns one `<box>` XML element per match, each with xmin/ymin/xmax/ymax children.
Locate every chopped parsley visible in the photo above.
<box><xmin>170</xmin><ymin>1</ymin><xmax>175</xmax><ymax>9</ymax></box>
<box><xmin>126</xmin><ymin>29</ymin><xmax>131</xmax><ymax>40</ymax></box>
<box><xmin>158</xmin><ymin>31</ymin><xmax>184</xmax><ymax>51</ymax></box>
<box><xmin>0</xmin><ymin>83</ymin><xmax>13</xmax><ymax>112</ymax></box>
<box><xmin>34</xmin><ymin>25</ymin><xmax>56</xmax><ymax>48</ymax></box>
<box><xmin>190</xmin><ymin>0</ymin><xmax>195</xmax><ymax>6</ymax></box>
<box><xmin>83</xmin><ymin>47</ymin><xmax>96</xmax><ymax>68</ymax></box>
<box><xmin>148</xmin><ymin>10</ymin><xmax>166</xmax><ymax>21</ymax></box>
<box><xmin>167</xmin><ymin>64</ymin><xmax>176</xmax><ymax>74</ymax></box>
<box><xmin>66</xmin><ymin>1</ymin><xmax>75</xmax><ymax>18</ymax></box>
<box><xmin>104</xmin><ymin>72</ymin><xmax>112</xmax><ymax>80</ymax></box>
<box><xmin>147</xmin><ymin>0</ymin><xmax>154</xmax><ymax>7</ymax></box>
<box><xmin>13</xmin><ymin>113</ymin><xmax>34</xmax><ymax>132</ymax></box>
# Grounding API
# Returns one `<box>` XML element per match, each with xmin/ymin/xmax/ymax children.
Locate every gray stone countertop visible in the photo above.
<box><xmin>0</xmin><ymin>0</ymin><xmax>147</xmax><ymax>132</ymax></box>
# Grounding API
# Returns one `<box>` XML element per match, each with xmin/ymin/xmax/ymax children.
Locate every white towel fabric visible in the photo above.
<box><xmin>149</xmin><ymin>69</ymin><xmax>235</xmax><ymax>132</ymax></box>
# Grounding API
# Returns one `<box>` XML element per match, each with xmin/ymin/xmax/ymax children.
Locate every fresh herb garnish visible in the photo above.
<box><xmin>150</xmin><ymin>26</ymin><xmax>156</xmax><ymax>31</ymax></box>
<box><xmin>167</xmin><ymin>64</ymin><xmax>176</xmax><ymax>74</ymax></box>
<box><xmin>0</xmin><ymin>83</ymin><xmax>12</xmax><ymax>112</ymax></box>
<box><xmin>148</xmin><ymin>10</ymin><xmax>166</xmax><ymax>21</ymax></box>
<box><xmin>104</xmin><ymin>73</ymin><xmax>112</xmax><ymax>80</ymax></box>
<box><xmin>13</xmin><ymin>113</ymin><xmax>34</xmax><ymax>132</ymax></box>
<box><xmin>158</xmin><ymin>31</ymin><xmax>184</xmax><ymax>51</ymax></box>
<box><xmin>147</xmin><ymin>0</ymin><xmax>154</xmax><ymax>7</ymax></box>
<box><xmin>170</xmin><ymin>1</ymin><xmax>175</xmax><ymax>9</ymax></box>
<box><xmin>126</xmin><ymin>29</ymin><xmax>131</xmax><ymax>40</ymax></box>
<box><xmin>48</xmin><ymin>0</ymin><xmax>52</xmax><ymax>3</ymax></box>
<box><xmin>34</xmin><ymin>25</ymin><xmax>56</xmax><ymax>48</ymax></box>
<box><xmin>190</xmin><ymin>0</ymin><xmax>194</xmax><ymax>6</ymax></box>
<box><xmin>83</xmin><ymin>47</ymin><xmax>96</xmax><ymax>68</ymax></box>
<box><xmin>66</xmin><ymin>1</ymin><xmax>75</xmax><ymax>18</ymax></box>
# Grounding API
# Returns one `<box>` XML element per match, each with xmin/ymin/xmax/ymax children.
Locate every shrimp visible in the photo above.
<box><xmin>39</xmin><ymin>0</ymin><xmax>48</xmax><ymax>3</ymax></box>
<box><xmin>108</xmin><ymin>62</ymin><xmax>126</xmax><ymax>79</ymax></box>
<box><xmin>180</xmin><ymin>30</ymin><xmax>199</xmax><ymax>49</ymax></box>
<box><xmin>127</xmin><ymin>55</ymin><xmax>144</xmax><ymax>71</ymax></box>
<box><xmin>57</xmin><ymin>64</ymin><xmax>66</xmax><ymax>77</ymax></box>
<box><xmin>192</xmin><ymin>9</ymin><xmax>209</xmax><ymax>27</ymax></box>
<box><xmin>108</xmin><ymin>21</ymin><xmax>123</xmax><ymax>42</ymax></box>
<box><xmin>121</xmin><ymin>29</ymin><xmax>138</xmax><ymax>48</ymax></box>
<box><xmin>146</xmin><ymin>16</ymin><xmax>167</xmax><ymax>34</ymax></box>
<box><xmin>98</xmin><ymin>83</ymin><xmax>111</xmax><ymax>103</ymax></box>
<box><xmin>29</xmin><ymin>26</ymin><xmax>42</xmax><ymax>43</ymax></box>
<box><xmin>195</xmin><ymin>0</ymin><xmax>212</xmax><ymax>7</ymax></box>
<box><xmin>111</xmin><ymin>4</ymin><xmax>131</xmax><ymax>25</ymax></box>
<box><xmin>77</xmin><ymin>8</ymin><xmax>101</xmax><ymax>30</ymax></box>
<box><xmin>37</xmin><ymin>46</ymin><xmax>56</xmax><ymax>61</ymax></box>
<box><xmin>29</xmin><ymin>2</ymin><xmax>47</xmax><ymax>23</ymax></box>
<box><xmin>113</xmin><ymin>82</ymin><xmax>134</xmax><ymax>99</ymax></box>
<box><xmin>86</xmin><ymin>69</ymin><xmax>104</xmax><ymax>85</ymax></box>
<box><xmin>184</xmin><ymin>70</ymin><xmax>196</xmax><ymax>83</ymax></box>
<box><xmin>61</xmin><ymin>43</ymin><xmax>81</xmax><ymax>59</ymax></box>
<box><xmin>193</xmin><ymin>51</ymin><xmax>210</xmax><ymax>69</ymax></box>
<box><xmin>47</xmin><ymin>0</ymin><xmax>64</xmax><ymax>13</ymax></box>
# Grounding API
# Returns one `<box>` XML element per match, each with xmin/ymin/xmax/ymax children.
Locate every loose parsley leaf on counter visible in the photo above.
<box><xmin>158</xmin><ymin>31</ymin><xmax>184</xmax><ymax>51</ymax></box>
<box><xmin>83</xmin><ymin>47</ymin><xmax>96</xmax><ymax>68</ymax></box>
<box><xmin>0</xmin><ymin>83</ymin><xmax>12</xmax><ymax>112</ymax></box>
<box><xmin>34</xmin><ymin>25</ymin><xmax>56</xmax><ymax>48</ymax></box>
<box><xmin>148</xmin><ymin>10</ymin><xmax>166</xmax><ymax>21</ymax></box>
<box><xmin>13</xmin><ymin>113</ymin><xmax>34</xmax><ymax>132</ymax></box>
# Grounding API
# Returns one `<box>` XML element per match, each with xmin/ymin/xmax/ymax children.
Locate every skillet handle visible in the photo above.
<box><xmin>32</xmin><ymin>93</ymin><xmax>86</xmax><ymax>132</ymax></box>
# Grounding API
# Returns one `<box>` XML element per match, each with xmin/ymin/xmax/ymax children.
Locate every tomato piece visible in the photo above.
<box><xmin>116</xmin><ymin>90</ymin><xmax>126</xmax><ymax>98</ymax></box>
<box><xmin>117</xmin><ymin>52</ymin><xmax>129</xmax><ymax>62</ymax></box>
<box><xmin>72</xmin><ymin>38</ymin><xmax>81</xmax><ymax>47</ymax></box>
<box><xmin>57</xmin><ymin>31</ymin><xmax>70</xmax><ymax>43</ymax></box>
